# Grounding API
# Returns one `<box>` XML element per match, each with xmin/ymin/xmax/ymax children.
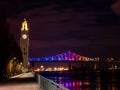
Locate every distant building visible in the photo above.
<box><xmin>20</xmin><ymin>19</ymin><xmax>29</xmax><ymax>72</ymax></box>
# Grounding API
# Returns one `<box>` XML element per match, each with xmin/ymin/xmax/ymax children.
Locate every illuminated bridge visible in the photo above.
<box><xmin>29</xmin><ymin>50</ymin><xmax>94</xmax><ymax>62</ymax></box>
<box><xmin>28</xmin><ymin>51</ymin><xmax>120</xmax><ymax>71</ymax></box>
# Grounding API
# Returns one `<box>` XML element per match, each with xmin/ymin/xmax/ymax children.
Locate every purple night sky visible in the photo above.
<box><xmin>1</xmin><ymin>0</ymin><xmax>120</xmax><ymax>58</ymax></box>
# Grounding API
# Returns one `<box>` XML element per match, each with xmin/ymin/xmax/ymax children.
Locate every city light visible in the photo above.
<box><xmin>29</xmin><ymin>51</ymin><xmax>93</xmax><ymax>62</ymax></box>
<box><xmin>33</xmin><ymin>66</ymin><xmax>69</xmax><ymax>72</ymax></box>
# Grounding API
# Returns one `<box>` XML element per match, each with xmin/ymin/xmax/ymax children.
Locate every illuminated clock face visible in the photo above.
<box><xmin>22</xmin><ymin>34</ymin><xmax>27</xmax><ymax>39</ymax></box>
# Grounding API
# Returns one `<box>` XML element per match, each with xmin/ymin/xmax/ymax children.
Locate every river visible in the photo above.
<box><xmin>39</xmin><ymin>70</ymin><xmax>120</xmax><ymax>90</ymax></box>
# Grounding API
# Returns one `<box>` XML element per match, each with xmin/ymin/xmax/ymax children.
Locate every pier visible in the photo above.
<box><xmin>0</xmin><ymin>72</ymin><xmax>41</xmax><ymax>90</ymax></box>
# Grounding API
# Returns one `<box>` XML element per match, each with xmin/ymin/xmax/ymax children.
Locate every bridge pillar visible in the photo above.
<box><xmin>68</xmin><ymin>61</ymin><xmax>72</xmax><ymax>70</ymax></box>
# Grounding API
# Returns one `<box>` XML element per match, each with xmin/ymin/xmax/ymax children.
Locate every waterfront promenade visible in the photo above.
<box><xmin>0</xmin><ymin>72</ymin><xmax>41</xmax><ymax>90</ymax></box>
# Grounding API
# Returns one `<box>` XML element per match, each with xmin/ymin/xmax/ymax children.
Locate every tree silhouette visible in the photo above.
<box><xmin>0</xmin><ymin>9</ymin><xmax>22</xmax><ymax>79</ymax></box>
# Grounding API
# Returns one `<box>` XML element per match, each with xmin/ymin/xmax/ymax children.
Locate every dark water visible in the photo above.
<box><xmin>39</xmin><ymin>70</ymin><xmax>120</xmax><ymax>90</ymax></box>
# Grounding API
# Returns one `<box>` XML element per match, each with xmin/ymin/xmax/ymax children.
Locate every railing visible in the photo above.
<box><xmin>37</xmin><ymin>74</ymin><xmax>69</xmax><ymax>90</ymax></box>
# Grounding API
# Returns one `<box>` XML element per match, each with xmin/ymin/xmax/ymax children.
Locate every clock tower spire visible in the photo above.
<box><xmin>20</xmin><ymin>19</ymin><xmax>29</xmax><ymax>72</ymax></box>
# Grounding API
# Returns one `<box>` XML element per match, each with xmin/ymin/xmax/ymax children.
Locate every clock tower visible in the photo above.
<box><xmin>20</xmin><ymin>19</ymin><xmax>29</xmax><ymax>71</ymax></box>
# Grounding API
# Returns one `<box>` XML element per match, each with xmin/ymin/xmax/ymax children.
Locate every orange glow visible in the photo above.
<box><xmin>21</xmin><ymin>18</ymin><xmax>28</xmax><ymax>31</ymax></box>
<box><xmin>33</xmin><ymin>66</ymin><xmax>69</xmax><ymax>72</ymax></box>
<box><xmin>33</xmin><ymin>68</ymin><xmax>40</xmax><ymax>72</ymax></box>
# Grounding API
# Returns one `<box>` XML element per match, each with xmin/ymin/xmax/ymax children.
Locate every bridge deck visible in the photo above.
<box><xmin>0</xmin><ymin>72</ymin><xmax>41</xmax><ymax>90</ymax></box>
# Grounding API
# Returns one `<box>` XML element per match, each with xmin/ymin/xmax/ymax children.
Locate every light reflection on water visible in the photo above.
<box><xmin>40</xmin><ymin>71</ymin><xmax>120</xmax><ymax>90</ymax></box>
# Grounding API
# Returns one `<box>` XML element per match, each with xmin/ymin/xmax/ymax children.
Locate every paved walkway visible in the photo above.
<box><xmin>0</xmin><ymin>72</ymin><xmax>41</xmax><ymax>90</ymax></box>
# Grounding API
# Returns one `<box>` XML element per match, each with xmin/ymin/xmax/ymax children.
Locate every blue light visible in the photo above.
<box><xmin>29</xmin><ymin>51</ymin><xmax>93</xmax><ymax>62</ymax></box>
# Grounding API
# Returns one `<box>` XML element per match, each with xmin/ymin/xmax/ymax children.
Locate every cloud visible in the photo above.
<box><xmin>30</xmin><ymin>39</ymin><xmax>90</xmax><ymax>50</ymax></box>
<box><xmin>4</xmin><ymin>0</ymin><xmax>120</xmax><ymax>57</ymax></box>
<box><xmin>7</xmin><ymin>18</ymin><xmax>21</xmax><ymax>39</ymax></box>
<box><xmin>29</xmin><ymin>39</ymin><xmax>91</xmax><ymax>57</ymax></box>
<box><xmin>112</xmin><ymin>0</ymin><xmax>120</xmax><ymax>15</ymax></box>
<box><xmin>16</xmin><ymin>4</ymin><xmax>98</xmax><ymax>42</ymax></box>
